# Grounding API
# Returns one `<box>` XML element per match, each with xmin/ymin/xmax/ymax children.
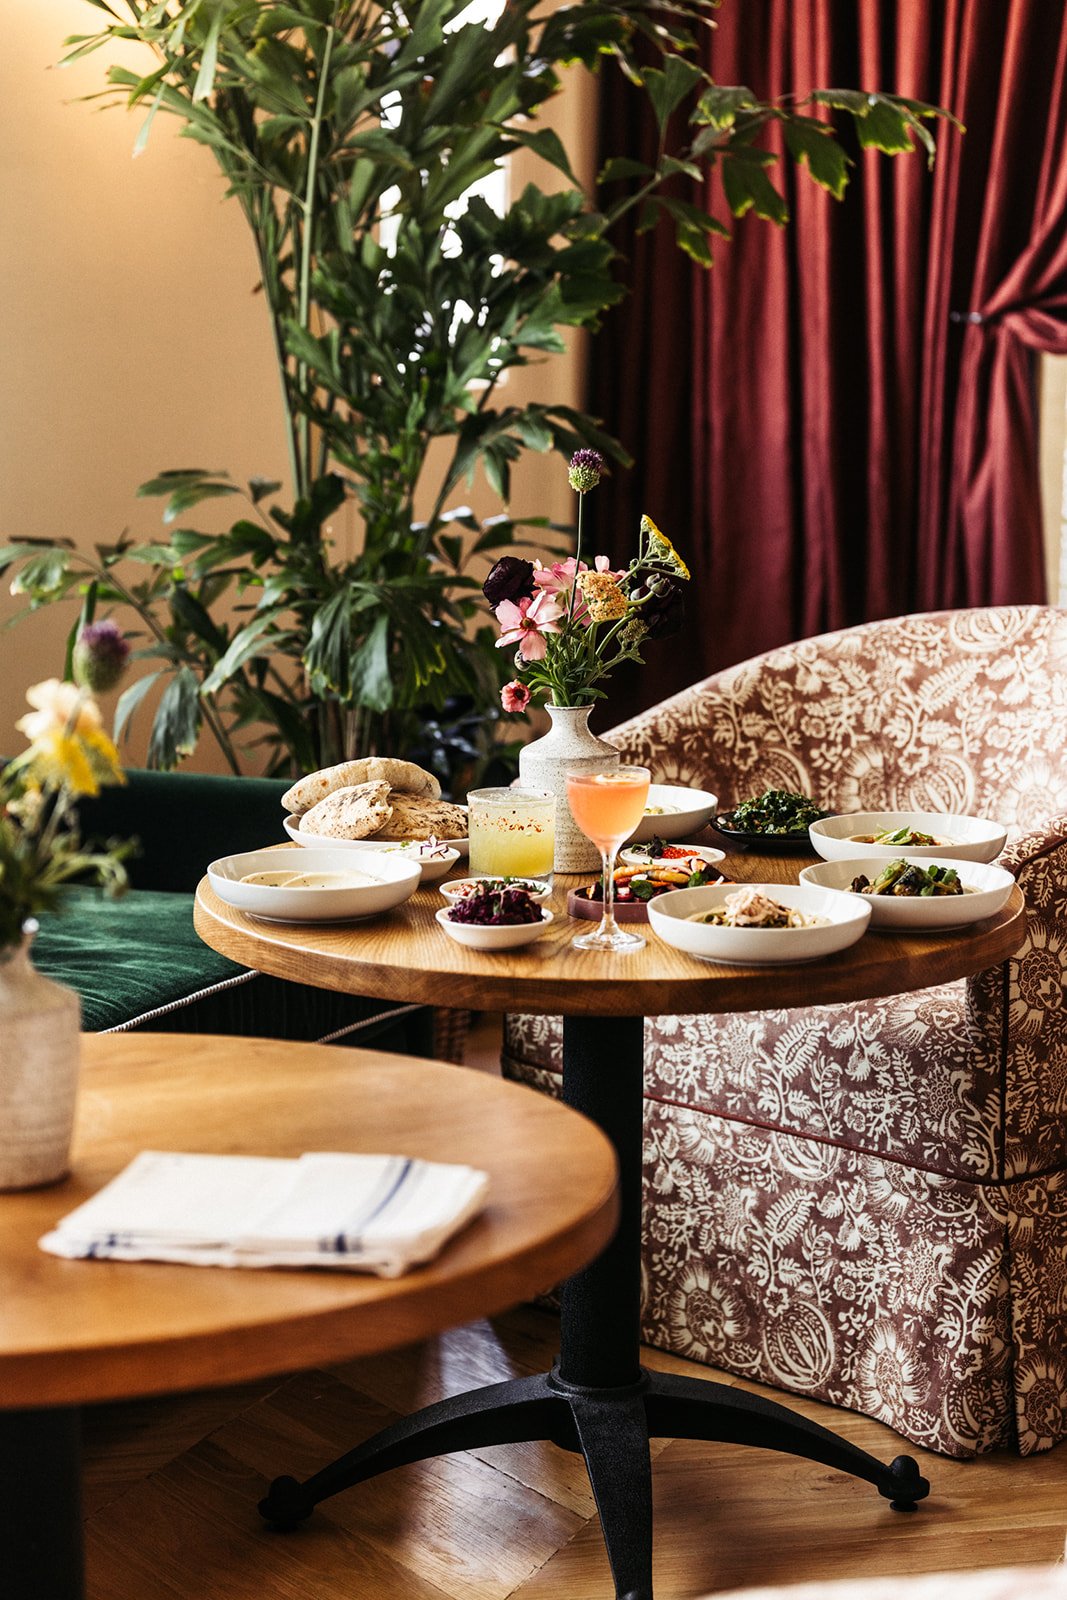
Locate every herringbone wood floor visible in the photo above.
<box><xmin>80</xmin><ymin>1020</ymin><xmax>1067</xmax><ymax>1597</ymax></box>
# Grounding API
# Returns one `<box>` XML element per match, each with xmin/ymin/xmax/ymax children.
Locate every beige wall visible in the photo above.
<box><xmin>1</xmin><ymin>2</ymin><xmax>591</xmax><ymax>772</ymax></box>
<box><xmin>1039</xmin><ymin>355</ymin><xmax>1067</xmax><ymax>606</ymax></box>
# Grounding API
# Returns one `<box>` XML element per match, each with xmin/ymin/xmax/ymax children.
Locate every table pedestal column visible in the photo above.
<box><xmin>0</xmin><ymin>1406</ymin><xmax>84</xmax><ymax>1600</ymax></box>
<box><xmin>260</xmin><ymin>1012</ymin><xmax>929</xmax><ymax>1600</ymax></box>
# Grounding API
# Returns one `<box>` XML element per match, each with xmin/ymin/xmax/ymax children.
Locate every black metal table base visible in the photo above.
<box><xmin>259</xmin><ymin>1011</ymin><xmax>930</xmax><ymax>1599</ymax></box>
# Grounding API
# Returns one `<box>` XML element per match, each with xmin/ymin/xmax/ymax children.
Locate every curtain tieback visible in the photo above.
<box><xmin>949</xmin><ymin>309</ymin><xmax>989</xmax><ymax>325</ymax></box>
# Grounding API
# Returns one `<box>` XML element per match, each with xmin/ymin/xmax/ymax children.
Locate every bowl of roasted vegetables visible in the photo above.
<box><xmin>714</xmin><ymin>789</ymin><xmax>829</xmax><ymax>851</ymax></box>
<box><xmin>808</xmin><ymin>810</ymin><xmax>1007</xmax><ymax>865</ymax></box>
<box><xmin>568</xmin><ymin>853</ymin><xmax>728</xmax><ymax>923</ymax></box>
<box><xmin>800</xmin><ymin>855</ymin><xmax>1015</xmax><ymax>930</ymax></box>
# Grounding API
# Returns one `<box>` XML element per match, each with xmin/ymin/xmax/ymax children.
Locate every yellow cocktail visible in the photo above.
<box><xmin>565</xmin><ymin>767</ymin><xmax>651</xmax><ymax>951</ymax></box>
<box><xmin>467</xmin><ymin>787</ymin><xmax>555</xmax><ymax>881</ymax></box>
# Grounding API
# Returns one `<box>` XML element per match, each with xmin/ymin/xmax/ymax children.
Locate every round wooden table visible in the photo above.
<box><xmin>195</xmin><ymin>852</ymin><xmax>1027</xmax><ymax>1600</ymax></box>
<box><xmin>0</xmin><ymin>1033</ymin><xmax>618</xmax><ymax>1600</ymax></box>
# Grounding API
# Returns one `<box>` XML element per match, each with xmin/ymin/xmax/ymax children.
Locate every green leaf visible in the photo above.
<box><xmin>505</xmin><ymin>126</ymin><xmax>580</xmax><ymax>186</ymax></box>
<box><xmin>720</xmin><ymin>150</ymin><xmax>789</xmax><ymax>224</ymax></box>
<box><xmin>347</xmin><ymin>612</ymin><xmax>393</xmax><ymax>713</ymax></box>
<box><xmin>192</xmin><ymin>6</ymin><xmax>224</xmax><ymax>104</ymax></box>
<box><xmin>138</xmin><ymin>469</ymin><xmax>230</xmax><ymax>496</ymax></box>
<box><xmin>201</xmin><ymin>610</ymin><xmax>285</xmax><ymax>695</ymax></box>
<box><xmin>597</xmin><ymin>155</ymin><xmax>653</xmax><ymax>184</ymax></box>
<box><xmin>147</xmin><ymin>667</ymin><xmax>201</xmax><ymax>768</ymax></box>
<box><xmin>642</xmin><ymin>56</ymin><xmax>705</xmax><ymax>132</ymax></box>
<box><xmin>696</xmin><ymin>84</ymin><xmax>761</xmax><ymax>132</ymax></box>
<box><xmin>783</xmin><ymin>116</ymin><xmax>850</xmax><ymax>199</ymax></box>
<box><xmin>169</xmin><ymin>585</ymin><xmax>229</xmax><ymax>652</ymax></box>
<box><xmin>248</xmin><ymin>476</ymin><xmax>282</xmax><ymax>504</ymax></box>
<box><xmin>114</xmin><ymin>670</ymin><xmax>163</xmax><ymax>744</ymax></box>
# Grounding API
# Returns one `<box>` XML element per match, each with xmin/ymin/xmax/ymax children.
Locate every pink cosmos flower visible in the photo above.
<box><xmin>494</xmin><ymin>589</ymin><xmax>565</xmax><ymax>661</ymax></box>
<box><xmin>500</xmin><ymin>679</ymin><xmax>531</xmax><ymax>713</ymax></box>
<box><xmin>533</xmin><ymin>556</ymin><xmax>624</xmax><ymax>626</ymax></box>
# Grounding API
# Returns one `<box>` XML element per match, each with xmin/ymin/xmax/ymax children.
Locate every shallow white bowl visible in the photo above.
<box><xmin>439</xmin><ymin>875</ymin><xmax>552</xmax><ymax>904</ymax></box>
<box><xmin>647</xmin><ymin>881</ymin><xmax>870</xmax><ymax>965</ymax></box>
<box><xmin>207</xmin><ymin>847</ymin><xmax>421</xmax><ymax>923</ymax></box>
<box><xmin>799</xmin><ymin>856</ymin><xmax>1016</xmax><ymax>931</ymax></box>
<box><xmin>284</xmin><ymin>812</ymin><xmax>468</xmax><ymax>866</ymax></box>
<box><xmin>809</xmin><ymin>810</ymin><xmax>1007</xmax><ymax>865</ymax></box>
<box><xmin>435</xmin><ymin>904</ymin><xmax>553</xmax><ymax>951</ymax></box>
<box><xmin>625</xmin><ymin>785</ymin><xmax>719</xmax><ymax>844</ymax></box>
<box><xmin>619</xmin><ymin>842</ymin><xmax>725</xmax><ymax>870</ymax></box>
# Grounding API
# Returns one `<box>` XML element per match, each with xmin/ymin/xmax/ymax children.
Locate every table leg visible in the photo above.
<box><xmin>0</xmin><ymin>1405</ymin><xmax>84</xmax><ymax>1600</ymax></box>
<box><xmin>260</xmin><ymin>1011</ymin><xmax>929</xmax><ymax>1600</ymax></box>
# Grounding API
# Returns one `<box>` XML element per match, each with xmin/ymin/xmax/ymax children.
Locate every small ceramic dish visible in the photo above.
<box><xmin>434</xmin><ymin>904</ymin><xmax>553</xmax><ymax>951</ymax></box>
<box><xmin>799</xmin><ymin>856</ymin><xmax>1016</xmax><ymax>931</ymax></box>
<box><xmin>809</xmin><ymin>810</ymin><xmax>1007</xmax><ymax>865</ymax></box>
<box><xmin>207</xmin><ymin>847</ymin><xmax>421</xmax><ymax>923</ymax></box>
<box><xmin>618</xmin><ymin>842</ymin><xmax>726</xmax><ymax>871</ymax></box>
<box><xmin>284</xmin><ymin>813</ymin><xmax>467</xmax><ymax>870</ymax></box>
<box><xmin>647</xmin><ymin>881</ymin><xmax>870</xmax><ymax>965</ymax></box>
<box><xmin>625</xmin><ymin>785</ymin><xmax>719</xmax><ymax>844</ymax></box>
<box><xmin>440</xmin><ymin>875</ymin><xmax>552</xmax><ymax>903</ymax></box>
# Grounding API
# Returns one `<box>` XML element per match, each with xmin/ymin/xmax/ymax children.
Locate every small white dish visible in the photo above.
<box><xmin>799</xmin><ymin>856</ymin><xmax>1015</xmax><ymax>931</ymax></box>
<box><xmin>625</xmin><ymin>785</ymin><xmax>719</xmax><ymax>844</ymax></box>
<box><xmin>284</xmin><ymin>812</ymin><xmax>468</xmax><ymax>865</ymax></box>
<box><xmin>208</xmin><ymin>847</ymin><xmax>421</xmax><ymax>923</ymax></box>
<box><xmin>440</xmin><ymin>875</ymin><xmax>552</xmax><ymax>904</ymax></box>
<box><xmin>619</xmin><ymin>842</ymin><xmax>726</xmax><ymax>870</ymax></box>
<box><xmin>647</xmin><ymin>881</ymin><xmax>870</xmax><ymax>965</ymax></box>
<box><xmin>435</xmin><ymin>904</ymin><xmax>553</xmax><ymax>951</ymax></box>
<box><xmin>809</xmin><ymin>810</ymin><xmax>1006</xmax><ymax>866</ymax></box>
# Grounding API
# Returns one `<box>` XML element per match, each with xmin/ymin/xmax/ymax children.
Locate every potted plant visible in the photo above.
<box><xmin>0</xmin><ymin>1</ymin><xmax>950</xmax><ymax>785</ymax></box>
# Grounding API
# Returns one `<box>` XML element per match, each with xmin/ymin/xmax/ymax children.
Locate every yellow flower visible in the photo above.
<box><xmin>16</xmin><ymin>679</ymin><xmax>103</xmax><ymax>743</ymax></box>
<box><xmin>640</xmin><ymin>515</ymin><xmax>691</xmax><ymax>581</ymax></box>
<box><xmin>576</xmin><ymin>570</ymin><xmax>628</xmax><ymax>622</ymax></box>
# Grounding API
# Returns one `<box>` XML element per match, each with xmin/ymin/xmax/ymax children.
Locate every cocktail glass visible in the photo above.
<box><xmin>565</xmin><ymin>766</ymin><xmax>651</xmax><ymax>951</ymax></box>
<box><xmin>466</xmin><ymin>787</ymin><xmax>555</xmax><ymax>885</ymax></box>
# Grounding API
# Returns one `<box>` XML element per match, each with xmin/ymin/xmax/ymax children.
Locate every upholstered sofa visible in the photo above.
<box><xmin>504</xmin><ymin>605</ymin><xmax>1067</xmax><ymax>1456</ymax></box>
<box><xmin>33</xmin><ymin>768</ymin><xmax>445</xmax><ymax>1054</ymax></box>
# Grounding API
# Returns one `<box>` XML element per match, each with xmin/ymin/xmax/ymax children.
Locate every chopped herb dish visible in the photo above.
<box><xmin>724</xmin><ymin>789</ymin><xmax>825</xmax><ymax>835</ymax></box>
<box><xmin>445</xmin><ymin>884</ymin><xmax>542</xmax><ymax>926</ymax></box>
<box><xmin>447</xmin><ymin>876</ymin><xmax>545</xmax><ymax>899</ymax></box>
<box><xmin>850</xmin><ymin>860</ymin><xmax>965</xmax><ymax>897</ymax></box>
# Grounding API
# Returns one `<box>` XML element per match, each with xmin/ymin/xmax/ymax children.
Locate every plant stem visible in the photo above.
<box><xmin>295</xmin><ymin>16</ymin><xmax>338</xmax><ymax>499</ymax></box>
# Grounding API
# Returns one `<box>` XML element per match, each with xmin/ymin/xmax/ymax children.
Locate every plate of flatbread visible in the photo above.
<box><xmin>281</xmin><ymin>758</ymin><xmax>469</xmax><ymax>859</ymax></box>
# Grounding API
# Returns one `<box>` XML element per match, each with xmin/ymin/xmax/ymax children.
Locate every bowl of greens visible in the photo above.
<box><xmin>714</xmin><ymin>789</ymin><xmax>828</xmax><ymax>851</ymax></box>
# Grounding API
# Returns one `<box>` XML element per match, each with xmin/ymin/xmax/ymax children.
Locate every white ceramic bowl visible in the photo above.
<box><xmin>647</xmin><ymin>881</ymin><xmax>870</xmax><ymax>965</ymax></box>
<box><xmin>619</xmin><ymin>842</ymin><xmax>725</xmax><ymax>870</ymax></box>
<box><xmin>207</xmin><ymin>847</ymin><xmax>421</xmax><ymax>922</ymax></box>
<box><xmin>625</xmin><ymin>785</ymin><xmax>719</xmax><ymax>844</ymax></box>
<box><xmin>799</xmin><ymin>855</ymin><xmax>1016</xmax><ymax>931</ymax></box>
<box><xmin>435</xmin><ymin>904</ymin><xmax>553</xmax><ymax>951</ymax></box>
<box><xmin>808</xmin><ymin>810</ymin><xmax>1007</xmax><ymax>865</ymax></box>
<box><xmin>439</xmin><ymin>875</ymin><xmax>552</xmax><ymax>904</ymax></box>
<box><xmin>284</xmin><ymin>812</ymin><xmax>468</xmax><ymax>866</ymax></box>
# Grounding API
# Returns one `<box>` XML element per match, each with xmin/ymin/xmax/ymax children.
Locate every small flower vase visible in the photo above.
<box><xmin>518</xmin><ymin>703</ymin><xmax>621</xmax><ymax>871</ymax></box>
<box><xmin>0</xmin><ymin>924</ymin><xmax>81</xmax><ymax>1191</ymax></box>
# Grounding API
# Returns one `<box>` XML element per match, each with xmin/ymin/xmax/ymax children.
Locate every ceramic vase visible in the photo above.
<box><xmin>518</xmin><ymin>703</ymin><xmax>620</xmax><ymax>871</ymax></box>
<box><xmin>0</xmin><ymin>924</ymin><xmax>81</xmax><ymax>1190</ymax></box>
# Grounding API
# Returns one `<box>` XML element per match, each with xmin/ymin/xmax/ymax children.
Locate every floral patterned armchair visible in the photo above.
<box><xmin>503</xmin><ymin>606</ymin><xmax>1067</xmax><ymax>1457</ymax></box>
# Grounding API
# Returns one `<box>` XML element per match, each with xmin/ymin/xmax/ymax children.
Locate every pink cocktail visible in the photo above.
<box><xmin>566</xmin><ymin>767</ymin><xmax>651</xmax><ymax>951</ymax></box>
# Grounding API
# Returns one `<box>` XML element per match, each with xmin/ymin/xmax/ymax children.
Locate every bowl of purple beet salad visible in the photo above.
<box><xmin>440</xmin><ymin>875</ymin><xmax>551</xmax><ymax>905</ymax></box>
<box><xmin>435</xmin><ymin>884</ymin><xmax>553</xmax><ymax>950</ymax></box>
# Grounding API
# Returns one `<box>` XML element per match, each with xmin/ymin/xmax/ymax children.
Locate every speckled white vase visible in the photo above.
<box><xmin>0</xmin><ymin>925</ymin><xmax>81</xmax><ymax>1190</ymax></box>
<box><xmin>518</xmin><ymin>704</ymin><xmax>620</xmax><ymax>871</ymax></box>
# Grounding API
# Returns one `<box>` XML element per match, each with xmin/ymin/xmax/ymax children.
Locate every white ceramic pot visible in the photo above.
<box><xmin>0</xmin><ymin>925</ymin><xmax>81</xmax><ymax>1190</ymax></box>
<box><xmin>518</xmin><ymin>704</ymin><xmax>620</xmax><ymax>871</ymax></box>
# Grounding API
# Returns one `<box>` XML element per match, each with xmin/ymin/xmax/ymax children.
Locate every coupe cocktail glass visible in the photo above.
<box><xmin>565</xmin><ymin>766</ymin><xmax>651</xmax><ymax>951</ymax></box>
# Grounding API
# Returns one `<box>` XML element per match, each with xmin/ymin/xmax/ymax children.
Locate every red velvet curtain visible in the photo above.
<box><xmin>591</xmin><ymin>0</ymin><xmax>1067</xmax><ymax>717</ymax></box>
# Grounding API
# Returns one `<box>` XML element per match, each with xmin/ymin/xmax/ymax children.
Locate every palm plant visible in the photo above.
<box><xmin>0</xmin><ymin>0</ymin><xmax>951</xmax><ymax>782</ymax></box>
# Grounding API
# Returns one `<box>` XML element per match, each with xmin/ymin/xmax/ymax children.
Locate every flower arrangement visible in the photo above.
<box><xmin>0</xmin><ymin>624</ymin><xmax>132</xmax><ymax>951</ymax></box>
<box><xmin>484</xmin><ymin>452</ymin><xmax>690</xmax><ymax>712</ymax></box>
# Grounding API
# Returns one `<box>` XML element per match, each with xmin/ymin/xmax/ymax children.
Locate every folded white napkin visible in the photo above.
<box><xmin>39</xmin><ymin>1150</ymin><xmax>489</xmax><ymax>1278</ymax></box>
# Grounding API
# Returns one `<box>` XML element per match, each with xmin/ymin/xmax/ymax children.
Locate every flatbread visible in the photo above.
<box><xmin>282</xmin><ymin>758</ymin><xmax>439</xmax><ymax>816</ymax></box>
<box><xmin>370</xmin><ymin>793</ymin><xmax>468</xmax><ymax>841</ymax></box>
<box><xmin>299</xmin><ymin>781</ymin><xmax>393</xmax><ymax>840</ymax></box>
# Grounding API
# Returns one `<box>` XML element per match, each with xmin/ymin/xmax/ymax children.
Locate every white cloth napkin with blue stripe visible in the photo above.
<box><xmin>38</xmin><ymin>1150</ymin><xmax>489</xmax><ymax>1277</ymax></box>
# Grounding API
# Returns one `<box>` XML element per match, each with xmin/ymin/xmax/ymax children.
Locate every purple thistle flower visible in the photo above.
<box><xmin>72</xmin><ymin>619</ymin><xmax>131</xmax><ymax>693</ymax></box>
<box><xmin>567</xmin><ymin>449</ymin><xmax>605</xmax><ymax>495</ymax></box>
<box><xmin>483</xmin><ymin>556</ymin><xmax>536</xmax><ymax>608</ymax></box>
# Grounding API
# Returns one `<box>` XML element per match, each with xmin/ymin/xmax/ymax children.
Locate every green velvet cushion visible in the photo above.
<box><xmin>33</xmin><ymin>886</ymin><xmax>242</xmax><ymax>1031</ymax></box>
<box><xmin>75</xmin><ymin>769</ymin><xmax>291</xmax><ymax>893</ymax></box>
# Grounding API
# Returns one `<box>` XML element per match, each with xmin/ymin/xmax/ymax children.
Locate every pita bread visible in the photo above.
<box><xmin>282</xmin><ymin>758</ymin><xmax>439</xmax><ymax>815</ymax></box>
<box><xmin>370</xmin><ymin>793</ymin><xmax>468</xmax><ymax>841</ymax></box>
<box><xmin>299</xmin><ymin>781</ymin><xmax>394</xmax><ymax>840</ymax></box>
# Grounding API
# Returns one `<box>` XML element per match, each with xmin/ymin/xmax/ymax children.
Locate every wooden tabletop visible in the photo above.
<box><xmin>194</xmin><ymin>844</ymin><xmax>1027</xmax><ymax>1018</ymax></box>
<box><xmin>0</xmin><ymin>1034</ymin><xmax>618</xmax><ymax>1409</ymax></box>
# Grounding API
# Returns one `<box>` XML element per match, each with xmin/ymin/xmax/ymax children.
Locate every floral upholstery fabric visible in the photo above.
<box><xmin>503</xmin><ymin>607</ymin><xmax>1067</xmax><ymax>1457</ymax></box>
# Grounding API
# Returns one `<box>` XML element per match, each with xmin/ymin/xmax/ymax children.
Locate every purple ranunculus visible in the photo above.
<box><xmin>483</xmin><ymin>556</ymin><xmax>536</xmax><ymax>608</ymax></box>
